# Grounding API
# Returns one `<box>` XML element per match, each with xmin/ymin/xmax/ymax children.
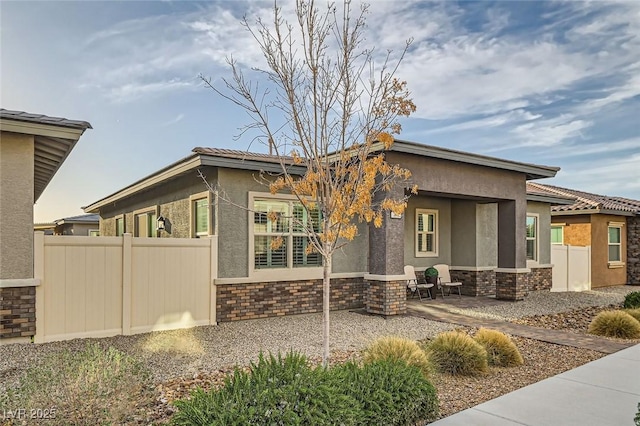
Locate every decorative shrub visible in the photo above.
<box><xmin>624</xmin><ymin>291</ymin><xmax>640</xmax><ymax>309</ymax></box>
<box><xmin>635</xmin><ymin>402</ymin><xmax>640</xmax><ymax>426</ymax></box>
<box><xmin>331</xmin><ymin>359</ymin><xmax>439</xmax><ymax>425</ymax></box>
<box><xmin>428</xmin><ymin>330</ymin><xmax>488</xmax><ymax>376</ymax></box>
<box><xmin>1</xmin><ymin>343</ymin><xmax>154</xmax><ymax>425</ymax></box>
<box><xmin>474</xmin><ymin>328</ymin><xmax>524</xmax><ymax>367</ymax></box>
<box><xmin>625</xmin><ymin>308</ymin><xmax>640</xmax><ymax>323</ymax></box>
<box><xmin>363</xmin><ymin>336</ymin><xmax>434</xmax><ymax>378</ymax></box>
<box><xmin>172</xmin><ymin>352</ymin><xmax>359</xmax><ymax>426</ymax></box>
<box><xmin>424</xmin><ymin>267</ymin><xmax>439</xmax><ymax>285</ymax></box>
<box><xmin>588</xmin><ymin>311</ymin><xmax>640</xmax><ymax>339</ymax></box>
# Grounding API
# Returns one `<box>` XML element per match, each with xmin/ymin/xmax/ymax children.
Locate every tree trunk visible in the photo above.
<box><xmin>322</xmin><ymin>255</ymin><xmax>331</xmax><ymax>368</ymax></box>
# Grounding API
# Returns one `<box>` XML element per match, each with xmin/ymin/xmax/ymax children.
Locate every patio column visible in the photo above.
<box><xmin>496</xmin><ymin>198</ymin><xmax>530</xmax><ymax>300</ymax></box>
<box><xmin>364</xmin><ymin>187</ymin><xmax>407</xmax><ymax>316</ymax></box>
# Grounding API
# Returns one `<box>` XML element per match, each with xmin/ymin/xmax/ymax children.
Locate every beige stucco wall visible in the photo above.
<box><xmin>0</xmin><ymin>132</ymin><xmax>35</xmax><ymax>279</ymax></box>
<box><xmin>591</xmin><ymin>214</ymin><xmax>627</xmax><ymax>287</ymax></box>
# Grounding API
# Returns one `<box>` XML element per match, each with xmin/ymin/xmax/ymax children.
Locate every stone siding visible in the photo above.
<box><xmin>0</xmin><ymin>286</ymin><xmax>36</xmax><ymax>339</ymax></box>
<box><xmin>365</xmin><ymin>279</ymin><xmax>406</xmax><ymax>316</ymax></box>
<box><xmin>450</xmin><ymin>269</ymin><xmax>496</xmax><ymax>296</ymax></box>
<box><xmin>527</xmin><ymin>267</ymin><xmax>553</xmax><ymax>292</ymax></box>
<box><xmin>496</xmin><ymin>271</ymin><xmax>528</xmax><ymax>301</ymax></box>
<box><xmin>216</xmin><ymin>277</ymin><xmax>364</xmax><ymax>322</ymax></box>
<box><xmin>628</xmin><ymin>216</ymin><xmax>640</xmax><ymax>285</ymax></box>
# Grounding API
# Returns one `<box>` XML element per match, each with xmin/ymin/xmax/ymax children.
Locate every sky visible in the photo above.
<box><xmin>1</xmin><ymin>1</ymin><xmax>638</xmax><ymax>223</ymax></box>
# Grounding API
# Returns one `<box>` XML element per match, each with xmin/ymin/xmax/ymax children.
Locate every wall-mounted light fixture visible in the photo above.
<box><xmin>157</xmin><ymin>216</ymin><xmax>166</xmax><ymax>231</ymax></box>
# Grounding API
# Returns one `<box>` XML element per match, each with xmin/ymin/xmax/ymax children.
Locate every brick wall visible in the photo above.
<box><xmin>628</xmin><ymin>216</ymin><xmax>640</xmax><ymax>285</ymax></box>
<box><xmin>365</xmin><ymin>279</ymin><xmax>406</xmax><ymax>316</ymax></box>
<box><xmin>216</xmin><ymin>277</ymin><xmax>364</xmax><ymax>322</ymax></box>
<box><xmin>527</xmin><ymin>267</ymin><xmax>552</xmax><ymax>292</ymax></box>
<box><xmin>0</xmin><ymin>286</ymin><xmax>36</xmax><ymax>339</ymax></box>
<box><xmin>495</xmin><ymin>271</ymin><xmax>528</xmax><ymax>301</ymax></box>
<box><xmin>450</xmin><ymin>269</ymin><xmax>496</xmax><ymax>296</ymax></box>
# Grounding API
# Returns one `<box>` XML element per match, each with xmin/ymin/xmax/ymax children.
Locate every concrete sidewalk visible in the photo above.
<box><xmin>430</xmin><ymin>343</ymin><xmax>640</xmax><ymax>426</ymax></box>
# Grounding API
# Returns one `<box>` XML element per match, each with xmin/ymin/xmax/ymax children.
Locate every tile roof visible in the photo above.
<box><xmin>0</xmin><ymin>108</ymin><xmax>92</xmax><ymax>130</ymax></box>
<box><xmin>193</xmin><ymin>147</ymin><xmax>293</xmax><ymax>164</ymax></box>
<box><xmin>527</xmin><ymin>182</ymin><xmax>640</xmax><ymax>214</ymax></box>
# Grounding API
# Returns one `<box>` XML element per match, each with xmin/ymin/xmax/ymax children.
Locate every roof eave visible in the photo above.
<box><xmin>527</xmin><ymin>193</ymin><xmax>576</xmax><ymax>205</ymax></box>
<box><xmin>551</xmin><ymin>208</ymin><xmax>635</xmax><ymax>217</ymax></box>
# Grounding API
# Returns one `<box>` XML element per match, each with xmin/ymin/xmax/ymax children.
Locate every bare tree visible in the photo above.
<box><xmin>202</xmin><ymin>0</ymin><xmax>416</xmax><ymax>367</ymax></box>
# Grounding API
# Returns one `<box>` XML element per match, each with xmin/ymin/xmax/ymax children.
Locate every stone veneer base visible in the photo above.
<box><xmin>365</xmin><ymin>279</ymin><xmax>406</xmax><ymax>316</ymax></box>
<box><xmin>628</xmin><ymin>216</ymin><xmax>640</xmax><ymax>285</ymax></box>
<box><xmin>0</xmin><ymin>286</ymin><xmax>36</xmax><ymax>340</ymax></box>
<box><xmin>216</xmin><ymin>277</ymin><xmax>364</xmax><ymax>322</ymax></box>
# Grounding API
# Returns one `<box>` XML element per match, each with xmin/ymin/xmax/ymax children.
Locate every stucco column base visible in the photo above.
<box><xmin>364</xmin><ymin>276</ymin><xmax>406</xmax><ymax>316</ymax></box>
<box><xmin>495</xmin><ymin>269</ymin><xmax>530</xmax><ymax>301</ymax></box>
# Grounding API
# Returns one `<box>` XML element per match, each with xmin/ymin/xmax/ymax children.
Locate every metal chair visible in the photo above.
<box><xmin>405</xmin><ymin>265</ymin><xmax>434</xmax><ymax>301</ymax></box>
<box><xmin>433</xmin><ymin>264</ymin><xmax>462</xmax><ymax>298</ymax></box>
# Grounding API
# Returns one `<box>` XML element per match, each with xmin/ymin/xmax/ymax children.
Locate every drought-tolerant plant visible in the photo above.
<box><xmin>624</xmin><ymin>308</ymin><xmax>640</xmax><ymax>323</ymax></box>
<box><xmin>474</xmin><ymin>328</ymin><xmax>524</xmax><ymax>367</ymax></box>
<box><xmin>624</xmin><ymin>291</ymin><xmax>640</xmax><ymax>309</ymax></box>
<box><xmin>428</xmin><ymin>330</ymin><xmax>489</xmax><ymax>376</ymax></box>
<box><xmin>363</xmin><ymin>336</ymin><xmax>434</xmax><ymax>378</ymax></box>
<box><xmin>1</xmin><ymin>343</ymin><xmax>154</xmax><ymax>425</ymax></box>
<box><xmin>588</xmin><ymin>310</ymin><xmax>640</xmax><ymax>339</ymax></box>
<box><xmin>331</xmin><ymin>359</ymin><xmax>439</xmax><ymax>425</ymax></box>
<box><xmin>172</xmin><ymin>352</ymin><xmax>359</xmax><ymax>426</ymax></box>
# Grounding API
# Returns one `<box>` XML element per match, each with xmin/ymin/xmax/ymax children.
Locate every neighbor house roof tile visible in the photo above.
<box><xmin>527</xmin><ymin>182</ymin><xmax>640</xmax><ymax>214</ymax></box>
<box><xmin>0</xmin><ymin>108</ymin><xmax>92</xmax><ymax>130</ymax></box>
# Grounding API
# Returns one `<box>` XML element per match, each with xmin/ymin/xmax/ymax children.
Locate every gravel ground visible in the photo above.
<box><xmin>1</xmin><ymin>285</ymin><xmax>638</xmax><ymax>424</ymax></box>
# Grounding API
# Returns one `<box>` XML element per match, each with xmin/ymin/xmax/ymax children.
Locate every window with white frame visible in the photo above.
<box><xmin>526</xmin><ymin>214</ymin><xmax>538</xmax><ymax>261</ymax></box>
<box><xmin>89</xmin><ymin>230</ymin><xmax>100</xmax><ymax>237</ymax></box>
<box><xmin>415</xmin><ymin>209</ymin><xmax>438</xmax><ymax>257</ymax></box>
<box><xmin>551</xmin><ymin>225</ymin><xmax>563</xmax><ymax>245</ymax></box>
<box><xmin>134</xmin><ymin>209</ymin><xmax>157</xmax><ymax>237</ymax></box>
<box><xmin>115</xmin><ymin>216</ymin><xmax>125</xmax><ymax>236</ymax></box>
<box><xmin>608</xmin><ymin>225</ymin><xmax>622</xmax><ymax>262</ymax></box>
<box><xmin>252</xmin><ymin>198</ymin><xmax>322</xmax><ymax>269</ymax></box>
<box><xmin>192</xmin><ymin>197</ymin><xmax>209</xmax><ymax>237</ymax></box>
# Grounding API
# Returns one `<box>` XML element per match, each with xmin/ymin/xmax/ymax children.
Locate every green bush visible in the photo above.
<box><xmin>172</xmin><ymin>352</ymin><xmax>359</xmax><ymax>425</ymax></box>
<box><xmin>625</xmin><ymin>308</ymin><xmax>640</xmax><ymax>322</ymax></box>
<box><xmin>363</xmin><ymin>336</ymin><xmax>434</xmax><ymax>378</ymax></box>
<box><xmin>635</xmin><ymin>402</ymin><xmax>640</xmax><ymax>426</ymax></box>
<box><xmin>0</xmin><ymin>343</ymin><xmax>153</xmax><ymax>425</ymax></box>
<box><xmin>474</xmin><ymin>328</ymin><xmax>524</xmax><ymax>367</ymax></box>
<box><xmin>172</xmin><ymin>352</ymin><xmax>439</xmax><ymax>426</ymax></box>
<box><xmin>428</xmin><ymin>330</ymin><xmax>488</xmax><ymax>376</ymax></box>
<box><xmin>331</xmin><ymin>359</ymin><xmax>438</xmax><ymax>425</ymax></box>
<box><xmin>588</xmin><ymin>311</ymin><xmax>640</xmax><ymax>339</ymax></box>
<box><xmin>625</xmin><ymin>291</ymin><xmax>640</xmax><ymax>309</ymax></box>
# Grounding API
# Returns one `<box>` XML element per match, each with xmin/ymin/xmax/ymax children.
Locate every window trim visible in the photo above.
<box><xmin>607</xmin><ymin>223</ymin><xmax>623</xmax><ymax>266</ymax></box>
<box><xmin>415</xmin><ymin>208</ymin><xmax>438</xmax><ymax>258</ymax></box>
<box><xmin>550</xmin><ymin>224</ymin><xmax>564</xmax><ymax>245</ymax></box>
<box><xmin>115</xmin><ymin>214</ymin><xmax>125</xmax><ymax>237</ymax></box>
<box><xmin>248</xmin><ymin>192</ymin><xmax>323</xmax><ymax>278</ymax></box>
<box><xmin>88</xmin><ymin>229</ymin><xmax>100</xmax><ymax>237</ymax></box>
<box><xmin>526</xmin><ymin>213</ymin><xmax>539</xmax><ymax>263</ymax></box>
<box><xmin>190</xmin><ymin>191</ymin><xmax>212</xmax><ymax>238</ymax></box>
<box><xmin>133</xmin><ymin>206</ymin><xmax>159</xmax><ymax>238</ymax></box>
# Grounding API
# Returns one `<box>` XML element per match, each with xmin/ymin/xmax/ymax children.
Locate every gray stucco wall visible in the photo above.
<box><xmin>404</xmin><ymin>195</ymin><xmax>452</xmax><ymax>268</ymax></box>
<box><xmin>526</xmin><ymin>201</ymin><xmax>552</xmax><ymax>265</ymax></box>
<box><xmin>98</xmin><ymin>170</ymin><xmax>217</xmax><ymax>238</ymax></box>
<box><xmin>0</xmin><ymin>132</ymin><xmax>34</xmax><ymax>279</ymax></box>
<box><xmin>476</xmin><ymin>203</ymin><xmax>498</xmax><ymax>266</ymax></box>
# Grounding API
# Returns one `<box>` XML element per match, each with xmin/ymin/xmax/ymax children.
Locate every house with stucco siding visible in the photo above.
<box><xmin>84</xmin><ymin>140</ymin><xmax>568</xmax><ymax>322</ymax></box>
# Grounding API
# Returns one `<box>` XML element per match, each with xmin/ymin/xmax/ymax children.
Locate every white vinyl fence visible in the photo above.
<box><xmin>551</xmin><ymin>244</ymin><xmax>591</xmax><ymax>292</ymax></box>
<box><xmin>33</xmin><ymin>232</ymin><xmax>217</xmax><ymax>343</ymax></box>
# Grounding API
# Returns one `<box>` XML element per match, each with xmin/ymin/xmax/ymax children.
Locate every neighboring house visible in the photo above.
<box><xmin>528</xmin><ymin>182</ymin><xmax>640</xmax><ymax>287</ymax></box>
<box><xmin>85</xmin><ymin>140</ymin><xmax>564</xmax><ymax>321</ymax></box>
<box><xmin>33</xmin><ymin>214</ymin><xmax>100</xmax><ymax>236</ymax></box>
<box><xmin>0</xmin><ymin>108</ymin><xmax>91</xmax><ymax>341</ymax></box>
<box><xmin>53</xmin><ymin>213</ymin><xmax>100</xmax><ymax>236</ymax></box>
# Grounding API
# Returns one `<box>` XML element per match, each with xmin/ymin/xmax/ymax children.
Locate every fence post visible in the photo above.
<box><xmin>33</xmin><ymin>232</ymin><xmax>45</xmax><ymax>343</ymax></box>
<box><xmin>122</xmin><ymin>233</ymin><xmax>133</xmax><ymax>335</ymax></box>
<box><xmin>209</xmin><ymin>235</ymin><xmax>218</xmax><ymax>325</ymax></box>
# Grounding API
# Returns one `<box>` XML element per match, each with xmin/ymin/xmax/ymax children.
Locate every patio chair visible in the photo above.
<box><xmin>405</xmin><ymin>265</ymin><xmax>434</xmax><ymax>301</ymax></box>
<box><xmin>433</xmin><ymin>264</ymin><xmax>462</xmax><ymax>298</ymax></box>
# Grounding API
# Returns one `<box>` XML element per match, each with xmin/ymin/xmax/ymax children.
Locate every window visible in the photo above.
<box><xmin>608</xmin><ymin>225</ymin><xmax>622</xmax><ymax>262</ymax></box>
<box><xmin>134</xmin><ymin>209</ymin><xmax>157</xmax><ymax>237</ymax></box>
<box><xmin>416</xmin><ymin>209</ymin><xmax>438</xmax><ymax>257</ymax></box>
<box><xmin>115</xmin><ymin>217</ymin><xmax>125</xmax><ymax>236</ymax></box>
<box><xmin>193</xmin><ymin>198</ymin><xmax>209</xmax><ymax>237</ymax></box>
<box><xmin>252</xmin><ymin>198</ymin><xmax>321</xmax><ymax>270</ymax></box>
<box><xmin>89</xmin><ymin>230</ymin><xmax>100</xmax><ymax>237</ymax></box>
<box><xmin>551</xmin><ymin>225</ymin><xmax>563</xmax><ymax>245</ymax></box>
<box><xmin>526</xmin><ymin>215</ymin><xmax>538</xmax><ymax>261</ymax></box>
